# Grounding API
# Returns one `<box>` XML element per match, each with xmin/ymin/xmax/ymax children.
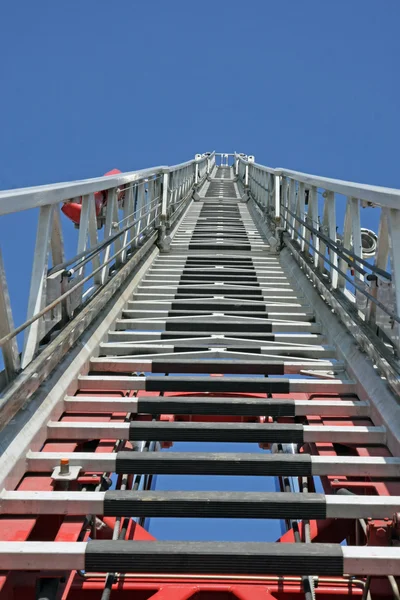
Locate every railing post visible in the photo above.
<box><xmin>121</xmin><ymin>185</ymin><xmax>134</xmax><ymax>263</ymax></box>
<box><xmin>387</xmin><ymin>208</ymin><xmax>400</xmax><ymax>348</ymax></box>
<box><xmin>0</xmin><ymin>249</ymin><xmax>20</xmax><ymax>382</ymax></box>
<box><xmin>322</xmin><ymin>191</ymin><xmax>338</xmax><ymax>288</ymax></box>
<box><xmin>296</xmin><ymin>182</ymin><xmax>306</xmax><ymax>250</ymax></box>
<box><xmin>289</xmin><ymin>179</ymin><xmax>296</xmax><ymax>238</ymax></box>
<box><xmin>21</xmin><ymin>205</ymin><xmax>54</xmax><ymax>368</ymax></box>
<box><xmin>100</xmin><ymin>188</ymin><xmax>118</xmax><ymax>284</ymax></box>
<box><xmin>76</xmin><ymin>194</ymin><xmax>92</xmax><ymax>277</ymax></box>
<box><xmin>274</xmin><ymin>174</ymin><xmax>281</xmax><ymax>223</ymax></box>
<box><xmin>368</xmin><ymin>209</ymin><xmax>389</xmax><ymax>326</ymax></box>
<box><xmin>350</xmin><ymin>197</ymin><xmax>363</xmax><ymax>282</ymax></box>
<box><xmin>337</xmin><ymin>200</ymin><xmax>352</xmax><ymax>291</ymax></box>
<box><xmin>158</xmin><ymin>170</ymin><xmax>171</xmax><ymax>253</ymax></box>
<box><xmin>161</xmin><ymin>171</ymin><xmax>169</xmax><ymax>218</ymax></box>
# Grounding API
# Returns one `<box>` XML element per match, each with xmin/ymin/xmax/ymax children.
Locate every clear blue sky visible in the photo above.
<box><xmin>0</xmin><ymin>0</ymin><xmax>399</xmax><ymax>541</ymax></box>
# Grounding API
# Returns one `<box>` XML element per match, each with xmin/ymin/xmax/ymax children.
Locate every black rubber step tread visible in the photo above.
<box><xmin>115</xmin><ymin>452</ymin><xmax>312</xmax><ymax>475</ymax></box>
<box><xmin>85</xmin><ymin>541</ymin><xmax>343</xmax><ymax>575</ymax></box>
<box><xmin>137</xmin><ymin>396</ymin><xmax>295</xmax><ymax>416</ymax></box>
<box><xmin>103</xmin><ymin>490</ymin><xmax>326</xmax><ymax>519</ymax></box>
<box><xmin>165</xmin><ymin>321</ymin><xmax>272</xmax><ymax>332</ymax></box>
<box><xmin>151</xmin><ymin>359</ymin><xmax>285</xmax><ymax>374</ymax></box>
<box><xmin>176</xmin><ymin>281</ymin><xmax>261</xmax><ymax>288</ymax></box>
<box><xmin>185</xmin><ymin>259</ymin><xmax>254</xmax><ymax>264</ymax></box>
<box><xmin>180</xmin><ymin>271</ymin><xmax>258</xmax><ymax>276</ymax></box>
<box><xmin>185</xmin><ymin>257</ymin><xmax>254</xmax><ymax>262</ymax></box>
<box><xmin>189</xmin><ymin>245</ymin><xmax>252</xmax><ymax>251</ymax></box>
<box><xmin>128</xmin><ymin>421</ymin><xmax>304</xmax><ymax>443</ymax></box>
<box><xmin>180</xmin><ymin>275</ymin><xmax>258</xmax><ymax>281</ymax></box>
<box><xmin>170</xmin><ymin>303</ymin><xmax>266</xmax><ymax>312</ymax></box>
<box><xmin>173</xmin><ymin>294</ymin><xmax>266</xmax><ymax>301</ymax></box>
<box><xmin>145</xmin><ymin>376</ymin><xmax>290</xmax><ymax>393</ymax></box>
<box><xmin>189</xmin><ymin>234</ymin><xmax>249</xmax><ymax>239</ymax></box>
<box><xmin>176</xmin><ymin>287</ymin><xmax>262</xmax><ymax>295</ymax></box>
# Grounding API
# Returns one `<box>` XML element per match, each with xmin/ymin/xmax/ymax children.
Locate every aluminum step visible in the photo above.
<box><xmin>78</xmin><ymin>375</ymin><xmax>356</xmax><ymax>394</ymax></box>
<box><xmin>47</xmin><ymin>421</ymin><xmax>385</xmax><ymax>445</ymax></box>
<box><xmin>27</xmin><ymin>451</ymin><xmax>400</xmax><ymax>477</ymax></box>
<box><xmin>2</xmin><ymin>490</ymin><xmax>399</xmax><ymax>519</ymax></box>
<box><xmin>89</xmin><ymin>357</ymin><xmax>343</xmax><ymax>375</ymax></box>
<box><xmin>1</xmin><ymin>541</ymin><xmax>399</xmax><ymax>576</ymax></box>
<box><xmin>64</xmin><ymin>395</ymin><xmax>369</xmax><ymax>417</ymax></box>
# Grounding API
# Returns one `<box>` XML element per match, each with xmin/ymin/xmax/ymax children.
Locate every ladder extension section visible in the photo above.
<box><xmin>1</xmin><ymin>162</ymin><xmax>400</xmax><ymax>600</ymax></box>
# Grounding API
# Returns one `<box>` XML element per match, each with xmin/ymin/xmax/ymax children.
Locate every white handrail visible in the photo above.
<box><xmin>0</xmin><ymin>155</ymin><xmax>213</xmax><ymax>216</ymax></box>
<box><xmin>235</xmin><ymin>153</ymin><xmax>400</xmax><ymax>209</ymax></box>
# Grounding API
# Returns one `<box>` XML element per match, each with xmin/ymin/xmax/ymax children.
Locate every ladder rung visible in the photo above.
<box><xmin>107</xmin><ymin>331</ymin><xmax>325</xmax><ymax>344</ymax></box>
<box><xmin>46</xmin><ymin>421</ymin><xmax>385</xmax><ymax>445</ymax></box>
<box><xmin>78</xmin><ymin>375</ymin><xmax>356</xmax><ymax>394</ymax></box>
<box><xmin>26</xmin><ymin>452</ymin><xmax>400</xmax><ymax>477</ymax></box>
<box><xmin>1</xmin><ymin>541</ymin><xmax>399</xmax><ymax>576</ymax></box>
<box><xmin>98</xmin><ymin>343</ymin><xmax>336</xmax><ymax>358</ymax></box>
<box><xmin>89</xmin><ymin>358</ymin><xmax>343</xmax><ymax>375</ymax></box>
<box><xmin>115</xmin><ymin>319</ymin><xmax>320</xmax><ymax>333</ymax></box>
<box><xmin>64</xmin><ymin>396</ymin><xmax>369</xmax><ymax>417</ymax></box>
<box><xmin>2</xmin><ymin>490</ymin><xmax>399</xmax><ymax>519</ymax></box>
<box><xmin>122</xmin><ymin>310</ymin><xmax>315</xmax><ymax>321</ymax></box>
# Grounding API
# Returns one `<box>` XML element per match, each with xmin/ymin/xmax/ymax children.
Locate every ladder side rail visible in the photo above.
<box><xmin>0</xmin><ymin>156</ymin><xmax>210</xmax><ymax>381</ymax></box>
<box><xmin>238</xmin><ymin>154</ymin><xmax>400</xmax><ymax>353</ymax></box>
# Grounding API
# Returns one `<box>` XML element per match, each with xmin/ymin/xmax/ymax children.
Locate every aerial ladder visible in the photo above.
<box><xmin>0</xmin><ymin>152</ymin><xmax>400</xmax><ymax>599</ymax></box>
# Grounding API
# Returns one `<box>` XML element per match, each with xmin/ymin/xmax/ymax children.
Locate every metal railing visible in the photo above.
<box><xmin>235</xmin><ymin>153</ymin><xmax>400</xmax><ymax>354</ymax></box>
<box><xmin>0</xmin><ymin>153</ymin><xmax>215</xmax><ymax>385</ymax></box>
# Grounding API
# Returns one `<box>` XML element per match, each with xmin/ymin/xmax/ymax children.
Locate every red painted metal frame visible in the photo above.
<box><xmin>0</xmin><ymin>387</ymin><xmax>398</xmax><ymax>599</ymax></box>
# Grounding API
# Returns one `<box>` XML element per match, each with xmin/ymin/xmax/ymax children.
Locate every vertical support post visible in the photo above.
<box><xmin>387</xmin><ymin>208</ymin><xmax>400</xmax><ymax>349</ymax></box>
<box><xmin>289</xmin><ymin>179</ymin><xmax>296</xmax><ymax>238</ymax></box>
<box><xmin>112</xmin><ymin>194</ymin><xmax>123</xmax><ymax>268</ymax></box>
<box><xmin>87</xmin><ymin>194</ymin><xmax>102</xmax><ymax>285</ymax></box>
<box><xmin>274</xmin><ymin>174</ymin><xmax>281</xmax><ymax>222</ymax></box>
<box><xmin>350</xmin><ymin>197</ymin><xmax>363</xmax><ymax>282</ymax></box>
<box><xmin>327</xmin><ymin>191</ymin><xmax>338</xmax><ymax>288</ymax></box>
<box><xmin>337</xmin><ymin>200</ymin><xmax>352</xmax><ymax>291</ymax></box>
<box><xmin>121</xmin><ymin>185</ymin><xmax>134</xmax><ymax>263</ymax></box>
<box><xmin>281</xmin><ymin>176</ymin><xmax>288</xmax><ymax>228</ymax></box>
<box><xmin>245</xmin><ymin>164</ymin><xmax>249</xmax><ymax>186</ymax></box>
<box><xmin>0</xmin><ymin>249</ymin><xmax>20</xmax><ymax>382</ymax></box>
<box><xmin>161</xmin><ymin>171</ymin><xmax>169</xmax><ymax>220</ymax></box>
<box><xmin>296</xmin><ymin>182</ymin><xmax>305</xmax><ymax>250</ymax></box>
<box><xmin>100</xmin><ymin>188</ymin><xmax>117</xmax><ymax>284</ymax></box>
<box><xmin>304</xmin><ymin>186</ymin><xmax>318</xmax><ymax>267</ymax></box>
<box><xmin>45</xmin><ymin>208</ymin><xmax>66</xmax><ymax>328</ymax></box>
<box><xmin>134</xmin><ymin>182</ymin><xmax>145</xmax><ymax>247</ymax></box>
<box><xmin>368</xmin><ymin>209</ymin><xmax>389</xmax><ymax>326</ymax></box>
<box><xmin>145</xmin><ymin>178</ymin><xmax>154</xmax><ymax>234</ymax></box>
<box><xmin>21</xmin><ymin>205</ymin><xmax>54</xmax><ymax>368</ymax></box>
<box><xmin>158</xmin><ymin>171</ymin><xmax>171</xmax><ymax>253</ymax></box>
<box><xmin>76</xmin><ymin>194</ymin><xmax>92</xmax><ymax>277</ymax></box>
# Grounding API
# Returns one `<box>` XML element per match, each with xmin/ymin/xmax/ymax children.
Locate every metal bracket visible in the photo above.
<box><xmin>51</xmin><ymin>465</ymin><xmax>81</xmax><ymax>482</ymax></box>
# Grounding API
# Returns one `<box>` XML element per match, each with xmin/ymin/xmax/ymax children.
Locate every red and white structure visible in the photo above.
<box><xmin>1</xmin><ymin>152</ymin><xmax>400</xmax><ymax>599</ymax></box>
